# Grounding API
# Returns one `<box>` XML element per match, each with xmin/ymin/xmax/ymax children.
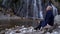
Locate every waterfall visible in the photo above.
<box><xmin>2</xmin><ymin>0</ymin><xmax>8</xmax><ymax>8</ymax></box>
<box><xmin>14</xmin><ymin>0</ymin><xmax>27</xmax><ymax>17</ymax></box>
<box><xmin>14</xmin><ymin>0</ymin><xmax>44</xmax><ymax>19</ymax></box>
<box><xmin>2</xmin><ymin>0</ymin><xmax>7</xmax><ymax>5</ymax></box>
<box><xmin>33</xmin><ymin>0</ymin><xmax>38</xmax><ymax>19</ymax></box>
<box><xmin>51</xmin><ymin>4</ymin><xmax>58</xmax><ymax>16</ymax></box>
<box><xmin>27</xmin><ymin>0</ymin><xmax>33</xmax><ymax>17</ymax></box>
<box><xmin>1</xmin><ymin>0</ymin><xmax>44</xmax><ymax>19</ymax></box>
<box><xmin>1</xmin><ymin>0</ymin><xmax>58</xmax><ymax>19</ymax></box>
<box><xmin>38</xmin><ymin>0</ymin><xmax>44</xmax><ymax>19</ymax></box>
<box><xmin>2</xmin><ymin>0</ymin><xmax>12</xmax><ymax>8</ymax></box>
<box><xmin>33</xmin><ymin>0</ymin><xmax>43</xmax><ymax>19</ymax></box>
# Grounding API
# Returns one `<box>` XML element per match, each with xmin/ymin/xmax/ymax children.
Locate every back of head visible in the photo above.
<box><xmin>46</xmin><ymin>6</ymin><xmax>52</xmax><ymax>11</ymax></box>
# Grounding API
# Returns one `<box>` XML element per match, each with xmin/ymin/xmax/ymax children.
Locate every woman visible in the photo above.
<box><xmin>34</xmin><ymin>6</ymin><xmax>54</xmax><ymax>30</ymax></box>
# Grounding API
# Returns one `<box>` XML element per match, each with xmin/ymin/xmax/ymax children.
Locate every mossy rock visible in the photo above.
<box><xmin>58</xmin><ymin>0</ymin><xmax>60</xmax><ymax>2</ymax></box>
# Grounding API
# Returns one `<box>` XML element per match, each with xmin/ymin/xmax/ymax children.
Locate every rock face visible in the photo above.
<box><xmin>54</xmin><ymin>15</ymin><xmax>60</xmax><ymax>25</ymax></box>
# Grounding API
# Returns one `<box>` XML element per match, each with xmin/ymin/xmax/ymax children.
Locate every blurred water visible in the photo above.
<box><xmin>32</xmin><ymin>0</ymin><xmax>44</xmax><ymax>19</ymax></box>
<box><xmin>2</xmin><ymin>0</ymin><xmax>12</xmax><ymax>8</ymax></box>
<box><xmin>2</xmin><ymin>0</ymin><xmax>7</xmax><ymax>5</ymax></box>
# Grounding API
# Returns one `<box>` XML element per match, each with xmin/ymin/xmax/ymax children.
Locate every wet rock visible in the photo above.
<box><xmin>54</xmin><ymin>15</ymin><xmax>60</xmax><ymax>25</ymax></box>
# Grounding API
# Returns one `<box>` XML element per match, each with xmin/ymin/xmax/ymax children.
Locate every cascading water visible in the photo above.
<box><xmin>26</xmin><ymin>0</ymin><xmax>33</xmax><ymax>17</ymax></box>
<box><xmin>2</xmin><ymin>0</ymin><xmax>7</xmax><ymax>5</ymax></box>
<box><xmin>33</xmin><ymin>0</ymin><xmax>43</xmax><ymax>19</ymax></box>
<box><xmin>15</xmin><ymin>0</ymin><xmax>27</xmax><ymax>17</ymax></box>
<box><xmin>1</xmin><ymin>0</ymin><xmax>58</xmax><ymax>19</ymax></box>
<box><xmin>2</xmin><ymin>0</ymin><xmax>12</xmax><ymax>8</ymax></box>
<box><xmin>38</xmin><ymin>0</ymin><xmax>44</xmax><ymax>19</ymax></box>
<box><xmin>1</xmin><ymin>0</ymin><xmax>44</xmax><ymax>19</ymax></box>
<box><xmin>33</xmin><ymin>0</ymin><xmax>38</xmax><ymax>19</ymax></box>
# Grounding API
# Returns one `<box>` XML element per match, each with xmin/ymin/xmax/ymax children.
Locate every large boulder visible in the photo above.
<box><xmin>54</xmin><ymin>15</ymin><xmax>60</xmax><ymax>25</ymax></box>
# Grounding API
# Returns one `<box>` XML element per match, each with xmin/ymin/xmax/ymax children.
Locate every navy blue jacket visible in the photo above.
<box><xmin>41</xmin><ymin>10</ymin><xmax>54</xmax><ymax>27</ymax></box>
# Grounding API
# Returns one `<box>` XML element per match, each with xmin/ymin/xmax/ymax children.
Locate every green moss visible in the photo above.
<box><xmin>0</xmin><ymin>0</ymin><xmax>2</xmax><ymax>2</ymax></box>
<box><xmin>58</xmin><ymin>0</ymin><xmax>60</xmax><ymax>2</ymax></box>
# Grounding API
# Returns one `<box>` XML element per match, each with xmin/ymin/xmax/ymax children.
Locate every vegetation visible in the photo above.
<box><xmin>0</xmin><ymin>0</ymin><xmax>2</xmax><ymax>4</ymax></box>
<box><xmin>58</xmin><ymin>0</ymin><xmax>60</xmax><ymax>2</ymax></box>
